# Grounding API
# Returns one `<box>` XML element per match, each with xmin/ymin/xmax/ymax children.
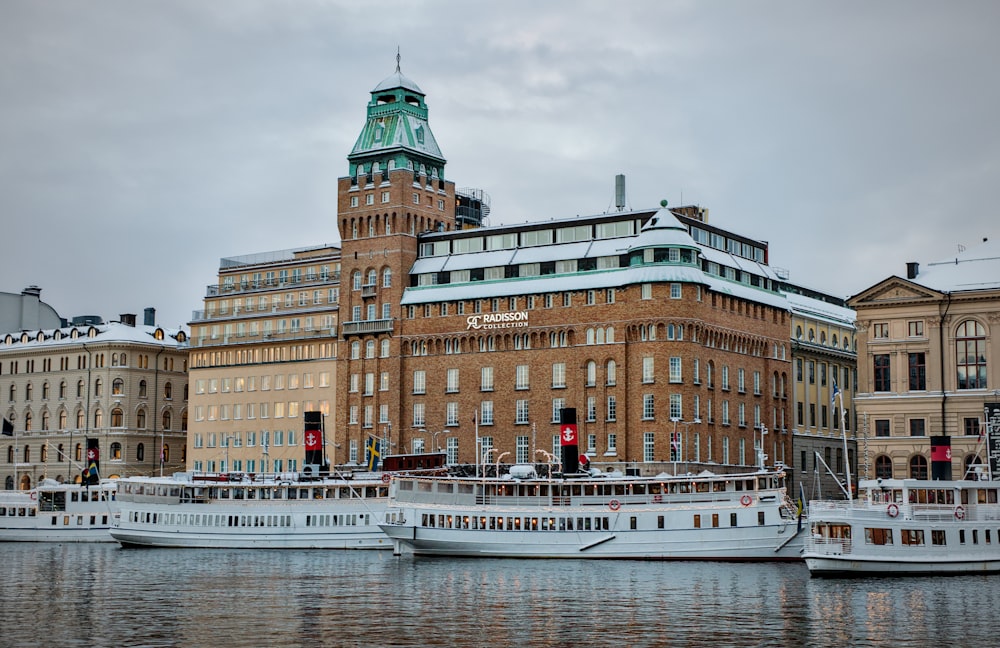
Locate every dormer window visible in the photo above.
<box><xmin>415</xmin><ymin>126</ymin><xmax>425</xmax><ymax>145</ymax></box>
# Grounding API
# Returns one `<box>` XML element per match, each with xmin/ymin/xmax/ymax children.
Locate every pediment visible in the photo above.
<box><xmin>849</xmin><ymin>276</ymin><xmax>943</xmax><ymax>307</ymax></box>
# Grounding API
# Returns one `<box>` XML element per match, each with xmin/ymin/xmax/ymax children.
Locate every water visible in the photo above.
<box><xmin>1</xmin><ymin>544</ymin><xmax>996</xmax><ymax>648</ymax></box>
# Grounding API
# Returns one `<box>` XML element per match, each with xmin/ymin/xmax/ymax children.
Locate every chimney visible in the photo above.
<box><xmin>906</xmin><ymin>262</ymin><xmax>919</xmax><ymax>280</ymax></box>
<box><xmin>144</xmin><ymin>307</ymin><xmax>156</xmax><ymax>326</ymax></box>
<box><xmin>120</xmin><ymin>313</ymin><xmax>136</xmax><ymax>327</ymax></box>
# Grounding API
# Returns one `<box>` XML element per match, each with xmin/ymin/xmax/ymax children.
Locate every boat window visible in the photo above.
<box><xmin>657</xmin><ymin>515</ymin><xmax>665</xmax><ymax>529</ymax></box>
<box><xmin>979</xmin><ymin>489</ymin><xmax>989</xmax><ymax>504</ymax></box>
<box><xmin>695</xmin><ymin>482</ymin><xmax>709</xmax><ymax>493</ymax></box>
<box><xmin>633</xmin><ymin>484</ymin><xmax>646</xmax><ymax>495</ymax></box>
<box><xmin>758</xmin><ymin>511</ymin><xmax>765</xmax><ymax>525</ymax></box>
<box><xmin>572</xmin><ymin>485</ymin><xmax>582</xmax><ymax>496</ymax></box>
<box><xmin>458</xmin><ymin>483</ymin><xmax>474</xmax><ymax>495</ymax></box>
<box><xmin>865</xmin><ymin>527</ymin><xmax>893</xmax><ymax>545</ymax></box>
<box><xmin>713</xmin><ymin>482</ymin><xmax>727</xmax><ymax>493</ymax></box>
<box><xmin>901</xmin><ymin>529</ymin><xmax>925</xmax><ymax>546</ymax></box>
<box><xmin>418</xmin><ymin>481</ymin><xmax>433</xmax><ymax>493</ymax></box>
<box><xmin>932</xmin><ymin>530</ymin><xmax>946</xmax><ymax>545</ymax></box>
<box><xmin>614</xmin><ymin>485</ymin><xmax>625</xmax><ymax>496</ymax></box>
<box><xmin>399</xmin><ymin>480</ymin><xmax>413</xmax><ymax>492</ymax></box>
<box><xmin>693</xmin><ymin>514</ymin><xmax>701</xmax><ymax>528</ymax></box>
<box><xmin>730</xmin><ymin>513</ymin><xmax>738</xmax><ymax>527</ymax></box>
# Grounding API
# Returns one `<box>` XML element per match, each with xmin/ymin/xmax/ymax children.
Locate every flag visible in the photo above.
<box><xmin>366</xmin><ymin>436</ymin><xmax>381</xmax><ymax>471</ymax></box>
<box><xmin>82</xmin><ymin>438</ymin><xmax>100</xmax><ymax>486</ymax></box>
<box><xmin>1</xmin><ymin>417</ymin><xmax>12</xmax><ymax>436</ymax></box>
<box><xmin>831</xmin><ymin>381</ymin><xmax>841</xmax><ymax>405</ymax></box>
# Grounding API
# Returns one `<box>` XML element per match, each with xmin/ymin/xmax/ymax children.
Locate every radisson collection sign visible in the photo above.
<box><xmin>466</xmin><ymin>311</ymin><xmax>529</xmax><ymax>330</ymax></box>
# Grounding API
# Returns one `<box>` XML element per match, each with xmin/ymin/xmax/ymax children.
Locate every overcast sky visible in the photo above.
<box><xmin>2</xmin><ymin>1</ymin><xmax>997</xmax><ymax>329</ymax></box>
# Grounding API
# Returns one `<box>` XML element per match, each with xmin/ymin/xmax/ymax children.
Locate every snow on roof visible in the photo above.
<box><xmin>782</xmin><ymin>290</ymin><xmax>856</xmax><ymax>326</ymax></box>
<box><xmin>372</xmin><ymin>71</ymin><xmax>423</xmax><ymax>94</ymax></box>
<box><xmin>0</xmin><ymin>321</ymin><xmax>187</xmax><ymax>351</ymax></box>
<box><xmin>912</xmin><ymin>237</ymin><xmax>1000</xmax><ymax>293</ymax></box>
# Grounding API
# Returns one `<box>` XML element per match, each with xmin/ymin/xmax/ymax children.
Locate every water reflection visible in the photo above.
<box><xmin>0</xmin><ymin>546</ymin><xmax>995</xmax><ymax>648</ymax></box>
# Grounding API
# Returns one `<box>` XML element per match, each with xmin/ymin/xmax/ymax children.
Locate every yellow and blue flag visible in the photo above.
<box><xmin>366</xmin><ymin>437</ymin><xmax>381</xmax><ymax>471</ymax></box>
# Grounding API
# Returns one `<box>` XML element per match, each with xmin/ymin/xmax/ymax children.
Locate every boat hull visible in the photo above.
<box><xmin>382</xmin><ymin>522</ymin><xmax>804</xmax><ymax>560</ymax></box>
<box><xmin>0</xmin><ymin>482</ymin><xmax>119</xmax><ymax>543</ymax></box>
<box><xmin>805</xmin><ymin>555</ymin><xmax>1000</xmax><ymax>577</ymax></box>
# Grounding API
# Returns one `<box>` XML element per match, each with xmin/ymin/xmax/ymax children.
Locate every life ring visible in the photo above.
<box><xmin>740</xmin><ymin>495</ymin><xmax>753</xmax><ymax>507</ymax></box>
<box><xmin>653</xmin><ymin>495</ymin><xmax>662</xmax><ymax>503</ymax></box>
<box><xmin>887</xmin><ymin>503</ymin><xmax>899</xmax><ymax>518</ymax></box>
<box><xmin>381</xmin><ymin>473</ymin><xmax>391</xmax><ymax>483</ymax></box>
<box><xmin>29</xmin><ymin>492</ymin><xmax>37</xmax><ymax>501</ymax></box>
<box><xmin>609</xmin><ymin>499</ymin><xmax>621</xmax><ymax>511</ymax></box>
<box><xmin>955</xmin><ymin>506</ymin><xmax>965</xmax><ymax>520</ymax></box>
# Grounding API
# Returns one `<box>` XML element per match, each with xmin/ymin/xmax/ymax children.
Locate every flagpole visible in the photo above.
<box><xmin>474</xmin><ymin>412</ymin><xmax>480</xmax><ymax>479</ymax></box>
<box><xmin>836</xmin><ymin>383</ymin><xmax>852</xmax><ymax>500</ymax></box>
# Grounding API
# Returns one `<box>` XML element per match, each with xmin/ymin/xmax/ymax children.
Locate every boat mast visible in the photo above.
<box><xmin>836</xmin><ymin>385</ymin><xmax>852</xmax><ymax>499</ymax></box>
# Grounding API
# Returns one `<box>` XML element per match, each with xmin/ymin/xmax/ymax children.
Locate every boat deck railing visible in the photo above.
<box><xmin>809</xmin><ymin>500</ymin><xmax>1000</xmax><ymax>523</ymax></box>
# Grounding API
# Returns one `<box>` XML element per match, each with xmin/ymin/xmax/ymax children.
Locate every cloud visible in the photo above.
<box><xmin>1</xmin><ymin>0</ymin><xmax>997</xmax><ymax>324</ymax></box>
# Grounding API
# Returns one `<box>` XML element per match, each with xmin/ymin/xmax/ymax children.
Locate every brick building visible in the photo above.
<box><xmin>335</xmin><ymin>65</ymin><xmax>794</xmax><ymax>475</ymax></box>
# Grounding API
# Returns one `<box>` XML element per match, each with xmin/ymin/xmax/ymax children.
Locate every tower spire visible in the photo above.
<box><xmin>395</xmin><ymin>47</ymin><xmax>401</xmax><ymax>73</ymax></box>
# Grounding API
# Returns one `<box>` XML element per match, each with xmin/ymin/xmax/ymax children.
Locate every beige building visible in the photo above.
<box><xmin>783</xmin><ymin>287</ymin><xmax>857</xmax><ymax>498</ymax></box>
<box><xmin>2</xmin><ymin>314</ymin><xmax>189</xmax><ymax>489</ymax></box>
<box><xmin>849</xmin><ymin>238</ymin><xmax>1000</xmax><ymax>481</ymax></box>
<box><xmin>186</xmin><ymin>246</ymin><xmax>341</xmax><ymax>473</ymax></box>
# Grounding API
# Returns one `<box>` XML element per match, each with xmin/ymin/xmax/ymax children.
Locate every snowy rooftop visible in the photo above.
<box><xmin>911</xmin><ymin>237</ymin><xmax>1000</xmax><ymax>293</ymax></box>
<box><xmin>1</xmin><ymin>321</ymin><xmax>188</xmax><ymax>351</ymax></box>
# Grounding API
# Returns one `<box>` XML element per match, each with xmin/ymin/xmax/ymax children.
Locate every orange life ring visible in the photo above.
<box><xmin>609</xmin><ymin>499</ymin><xmax>621</xmax><ymax>511</ymax></box>
<box><xmin>381</xmin><ymin>473</ymin><xmax>391</xmax><ymax>483</ymax></box>
<box><xmin>887</xmin><ymin>503</ymin><xmax>899</xmax><ymax>518</ymax></box>
<box><xmin>740</xmin><ymin>495</ymin><xmax>753</xmax><ymax>507</ymax></box>
<box><xmin>955</xmin><ymin>505</ymin><xmax>965</xmax><ymax>520</ymax></box>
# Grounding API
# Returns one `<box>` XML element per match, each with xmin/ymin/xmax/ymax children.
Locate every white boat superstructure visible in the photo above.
<box><xmin>804</xmin><ymin>478</ymin><xmax>1000</xmax><ymax>576</ymax></box>
<box><xmin>109</xmin><ymin>471</ymin><xmax>397</xmax><ymax>549</ymax></box>
<box><xmin>0</xmin><ymin>479</ymin><xmax>119</xmax><ymax>542</ymax></box>
<box><xmin>380</xmin><ymin>469</ymin><xmax>805</xmax><ymax>560</ymax></box>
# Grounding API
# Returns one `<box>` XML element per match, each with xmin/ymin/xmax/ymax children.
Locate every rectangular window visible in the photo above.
<box><xmin>481</xmin><ymin>366</ymin><xmax>494</xmax><ymax>391</ymax></box>
<box><xmin>446</xmin><ymin>368</ymin><xmax>460</xmax><ymax>393</ymax></box>
<box><xmin>516</xmin><ymin>400</ymin><xmax>529</xmax><ymax>424</ymax></box>
<box><xmin>669</xmin><ymin>357</ymin><xmax>682</xmax><ymax>383</ymax></box>
<box><xmin>965</xmin><ymin>417</ymin><xmax>981</xmax><ymax>437</ymax></box>
<box><xmin>413</xmin><ymin>370</ymin><xmax>426</xmax><ymax>395</ymax></box>
<box><xmin>642</xmin><ymin>394</ymin><xmax>655</xmax><ymax>420</ymax></box>
<box><xmin>552</xmin><ymin>398</ymin><xmax>565</xmax><ymax>423</ymax></box>
<box><xmin>641</xmin><ymin>357</ymin><xmax>655</xmax><ymax>383</ymax></box>
<box><xmin>670</xmin><ymin>283</ymin><xmax>682</xmax><ymax>299</ymax></box>
<box><xmin>606</xmin><ymin>396</ymin><xmax>617</xmax><ymax>422</ymax></box>
<box><xmin>515</xmin><ymin>365</ymin><xmax>529</xmax><ymax>390</ymax></box>
<box><xmin>552</xmin><ymin>363</ymin><xmax>566</xmax><ymax>388</ymax></box>
<box><xmin>873</xmin><ymin>323</ymin><xmax>889</xmax><ymax>338</ymax></box>
<box><xmin>909</xmin><ymin>419</ymin><xmax>926</xmax><ymax>437</ymax></box>
<box><xmin>516</xmin><ymin>436</ymin><xmax>529</xmax><ymax>463</ymax></box>
<box><xmin>908</xmin><ymin>353</ymin><xmax>926</xmax><ymax>391</ymax></box>
<box><xmin>481</xmin><ymin>401</ymin><xmax>494</xmax><ymax>425</ymax></box>
<box><xmin>446</xmin><ymin>402</ymin><xmax>459</xmax><ymax>426</ymax></box>
<box><xmin>875</xmin><ymin>419</ymin><xmax>890</xmax><ymax>437</ymax></box>
<box><xmin>643</xmin><ymin>432</ymin><xmax>655</xmax><ymax>462</ymax></box>
<box><xmin>412</xmin><ymin>403</ymin><xmax>425</xmax><ymax>428</ymax></box>
<box><xmin>670</xmin><ymin>394</ymin><xmax>682</xmax><ymax>420</ymax></box>
<box><xmin>874</xmin><ymin>355</ymin><xmax>891</xmax><ymax>392</ymax></box>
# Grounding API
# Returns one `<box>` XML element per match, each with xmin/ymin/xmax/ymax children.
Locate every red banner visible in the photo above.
<box><xmin>304</xmin><ymin>429</ymin><xmax>322</xmax><ymax>452</ymax></box>
<box><xmin>930</xmin><ymin>444</ymin><xmax>951</xmax><ymax>462</ymax></box>
<box><xmin>560</xmin><ymin>424</ymin><xmax>578</xmax><ymax>447</ymax></box>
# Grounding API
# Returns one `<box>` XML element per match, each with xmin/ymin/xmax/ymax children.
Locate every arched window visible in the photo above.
<box><xmin>25</xmin><ymin>382</ymin><xmax>33</xmax><ymax>400</ymax></box>
<box><xmin>94</xmin><ymin>378</ymin><xmax>102</xmax><ymax>397</ymax></box>
<box><xmin>164</xmin><ymin>382</ymin><xmax>172</xmax><ymax>399</ymax></box>
<box><xmin>94</xmin><ymin>409</ymin><xmax>103</xmax><ymax>428</ymax></box>
<box><xmin>137</xmin><ymin>443</ymin><xmax>145</xmax><ymax>462</ymax></box>
<box><xmin>77</xmin><ymin>380</ymin><xmax>84</xmax><ymax>398</ymax></box>
<box><xmin>162</xmin><ymin>443</ymin><xmax>170</xmax><ymax>463</ymax></box>
<box><xmin>76</xmin><ymin>410</ymin><xmax>85</xmax><ymax>429</ymax></box>
<box><xmin>41</xmin><ymin>411</ymin><xmax>49</xmax><ymax>430</ymax></box>
<box><xmin>162</xmin><ymin>411</ymin><xmax>172</xmax><ymax>430</ymax></box>
<box><xmin>112</xmin><ymin>378</ymin><xmax>124</xmax><ymax>395</ymax></box>
<box><xmin>111</xmin><ymin>442</ymin><xmax>122</xmax><ymax>460</ymax></box>
<box><xmin>606</xmin><ymin>360</ymin><xmax>617</xmax><ymax>386</ymax></box>
<box><xmin>381</xmin><ymin>339</ymin><xmax>390</xmax><ymax>358</ymax></box>
<box><xmin>586</xmin><ymin>361</ymin><xmax>597</xmax><ymax>387</ymax></box>
<box><xmin>365</xmin><ymin>340</ymin><xmax>376</xmax><ymax>359</ymax></box>
<box><xmin>136</xmin><ymin>409</ymin><xmax>146</xmax><ymax>429</ymax></box>
<box><xmin>23</xmin><ymin>445</ymin><xmax>30</xmax><ymax>463</ymax></box>
<box><xmin>8</xmin><ymin>385</ymin><xmax>14</xmax><ymax>401</ymax></box>
<box><xmin>795</xmin><ymin>325</ymin><xmax>802</xmax><ymax>339</ymax></box>
<box><xmin>383</xmin><ymin>268</ymin><xmax>392</xmax><ymax>288</ymax></box>
<box><xmin>75</xmin><ymin>443</ymin><xmax>82</xmax><ymax>462</ymax></box>
<box><xmin>909</xmin><ymin>455</ymin><xmax>928</xmax><ymax>480</ymax></box>
<box><xmin>42</xmin><ymin>382</ymin><xmax>49</xmax><ymax>400</ymax></box>
<box><xmin>120</xmin><ymin>353</ymin><xmax>126</xmax><ymax>366</ymax></box>
<box><xmin>110</xmin><ymin>407</ymin><xmax>124</xmax><ymax>427</ymax></box>
<box><xmin>59</xmin><ymin>381</ymin><xmax>66</xmax><ymax>398</ymax></box>
<box><xmin>956</xmin><ymin>320</ymin><xmax>987</xmax><ymax>389</ymax></box>
<box><xmin>874</xmin><ymin>455</ymin><xmax>893</xmax><ymax>479</ymax></box>
<box><xmin>367</xmin><ymin>269</ymin><xmax>377</xmax><ymax>286</ymax></box>
<box><xmin>59</xmin><ymin>410</ymin><xmax>67</xmax><ymax>429</ymax></box>
<box><xmin>352</xmin><ymin>270</ymin><xmax>362</xmax><ymax>290</ymax></box>
<box><xmin>24</xmin><ymin>412</ymin><xmax>32</xmax><ymax>431</ymax></box>
<box><xmin>40</xmin><ymin>444</ymin><xmax>48</xmax><ymax>463</ymax></box>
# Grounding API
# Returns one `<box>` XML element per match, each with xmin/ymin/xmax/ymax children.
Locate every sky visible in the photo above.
<box><xmin>2</xmin><ymin>1</ymin><xmax>998</xmax><ymax>329</ymax></box>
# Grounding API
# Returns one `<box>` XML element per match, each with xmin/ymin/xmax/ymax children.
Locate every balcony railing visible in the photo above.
<box><xmin>204</xmin><ymin>272</ymin><xmax>341</xmax><ymax>298</ymax></box>
<box><xmin>191</xmin><ymin>325</ymin><xmax>337</xmax><ymax>348</ymax></box>
<box><xmin>340</xmin><ymin>319</ymin><xmax>394</xmax><ymax>337</ymax></box>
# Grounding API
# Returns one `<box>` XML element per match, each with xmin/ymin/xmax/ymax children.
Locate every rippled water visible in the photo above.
<box><xmin>1</xmin><ymin>544</ymin><xmax>996</xmax><ymax>647</ymax></box>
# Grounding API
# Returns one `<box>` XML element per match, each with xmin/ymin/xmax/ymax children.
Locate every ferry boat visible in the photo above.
<box><xmin>0</xmin><ymin>479</ymin><xmax>119</xmax><ymax>542</ymax></box>
<box><xmin>109</xmin><ymin>453</ymin><xmax>447</xmax><ymax>549</ymax></box>
<box><xmin>804</xmin><ymin>477</ymin><xmax>1000</xmax><ymax>576</ymax></box>
<box><xmin>379</xmin><ymin>467</ymin><xmax>805</xmax><ymax>560</ymax></box>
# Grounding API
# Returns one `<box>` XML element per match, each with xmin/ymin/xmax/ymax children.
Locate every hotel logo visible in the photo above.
<box><xmin>466</xmin><ymin>311</ymin><xmax>529</xmax><ymax>330</ymax></box>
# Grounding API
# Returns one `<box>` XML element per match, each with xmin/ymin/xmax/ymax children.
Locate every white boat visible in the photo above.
<box><xmin>379</xmin><ymin>468</ymin><xmax>805</xmax><ymax>560</ymax></box>
<box><xmin>0</xmin><ymin>479</ymin><xmax>119</xmax><ymax>542</ymax></box>
<box><xmin>804</xmin><ymin>477</ymin><xmax>1000</xmax><ymax>576</ymax></box>
<box><xmin>109</xmin><ymin>470</ymin><xmax>397</xmax><ymax>549</ymax></box>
